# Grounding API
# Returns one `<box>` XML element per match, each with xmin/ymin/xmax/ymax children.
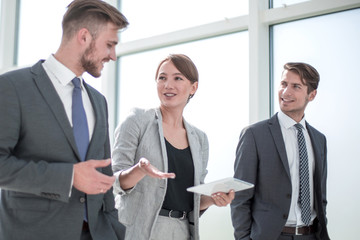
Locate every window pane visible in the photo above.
<box><xmin>117</xmin><ymin>32</ymin><xmax>249</xmax><ymax>239</ymax></box>
<box><xmin>271</xmin><ymin>0</ymin><xmax>310</xmax><ymax>8</ymax></box>
<box><xmin>0</xmin><ymin>0</ymin><xmax>2</xmax><ymax>25</ymax></box>
<box><xmin>17</xmin><ymin>0</ymin><xmax>67</xmax><ymax>66</ymax></box>
<box><xmin>17</xmin><ymin>0</ymin><xmax>102</xmax><ymax>92</ymax></box>
<box><xmin>120</xmin><ymin>0</ymin><xmax>248</xmax><ymax>42</ymax></box>
<box><xmin>272</xmin><ymin>9</ymin><xmax>360</xmax><ymax>239</ymax></box>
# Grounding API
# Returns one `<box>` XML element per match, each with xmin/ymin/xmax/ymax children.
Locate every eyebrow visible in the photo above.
<box><xmin>159</xmin><ymin>72</ymin><xmax>183</xmax><ymax>76</ymax></box>
<box><xmin>172</xmin><ymin>73</ymin><xmax>184</xmax><ymax>77</ymax></box>
<box><xmin>281</xmin><ymin>80</ymin><xmax>304</xmax><ymax>85</ymax></box>
<box><xmin>109</xmin><ymin>40</ymin><xmax>118</xmax><ymax>45</ymax></box>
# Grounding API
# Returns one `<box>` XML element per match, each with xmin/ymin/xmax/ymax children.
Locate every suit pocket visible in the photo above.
<box><xmin>7</xmin><ymin>191</ymin><xmax>51</xmax><ymax>212</ymax></box>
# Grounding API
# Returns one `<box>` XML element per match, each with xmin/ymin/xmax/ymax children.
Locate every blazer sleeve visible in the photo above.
<box><xmin>317</xmin><ymin>130</ymin><xmax>328</xmax><ymax>223</ymax></box>
<box><xmin>0</xmin><ymin>74</ymin><xmax>73</xmax><ymax>202</ymax></box>
<box><xmin>199</xmin><ymin>131</ymin><xmax>209</xmax><ymax>185</ymax></box>
<box><xmin>197</xmin><ymin>130</ymin><xmax>209</xmax><ymax>218</ymax></box>
<box><xmin>321</xmin><ymin>134</ymin><xmax>328</xmax><ymax>217</ymax></box>
<box><xmin>231</xmin><ymin>127</ymin><xmax>258</xmax><ymax>240</ymax></box>
<box><xmin>112</xmin><ymin>109</ymin><xmax>142</xmax><ymax>195</ymax></box>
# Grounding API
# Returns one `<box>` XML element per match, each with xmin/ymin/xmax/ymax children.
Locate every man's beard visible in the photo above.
<box><xmin>81</xmin><ymin>41</ymin><xmax>100</xmax><ymax>78</ymax></box>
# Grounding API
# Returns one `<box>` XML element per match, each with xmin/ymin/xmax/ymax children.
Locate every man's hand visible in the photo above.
<box><xmin>73</xmin><ymin>159</ymin><xmax>115</xmax><ymax>195</ymax></box>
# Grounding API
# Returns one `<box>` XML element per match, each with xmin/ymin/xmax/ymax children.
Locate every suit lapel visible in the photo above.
<box><xmin>268</xmin><ymin>114</ymin><xmax>291</xmax><ymax>180</ymax></box>
<box><xmin>31</xmin><ymin>61</ymin><xmax>79</xmax><ymax>159</ymax></box>
<box><xmin>306</xmin><ymin>123</ymin><xmax>323</xmax><ymax>200</ymax></box>
<box><xmin>84</xmin><ymin>82</ymin><xmax>103</xmax><ymax>158</ymax></box>
<box><xmin>155</xmin><ymin>108</ymin><xmax>168</xmax><ymax>172</ymax></box>
<box><xmin>306</xmin><ymin>123</ymin><xmax>322</xmax><ymax>175</ymax></box>
<box><xmin>184</xmin><ymin>120</ymin><xmax>201</xmax><ymax>185</ymax></box>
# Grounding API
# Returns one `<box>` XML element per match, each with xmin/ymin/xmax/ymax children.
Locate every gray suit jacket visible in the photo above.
<box><xmin>112</xmin><ymin>108</ymin><xmax>209</xmax><ymax>240</ymax></box>
<box><xmin>0</xmin><ymin>61</ymin><xmax>125</xmax><ymax>240</ymax></box>
<box><xmin>230</xmin><ymin>113</ymin><xmax>330</xmax><ymax>240</ymax></box>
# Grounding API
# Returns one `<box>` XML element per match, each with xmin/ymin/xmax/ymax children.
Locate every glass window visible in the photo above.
<box><xmin>0</xmin><ymin>0</ymin><xmax>2</xmax><ymax>25</ymax></box>
<box><xmin>17</xmin><ymin>0</ymin><xmax>102</xmax><ymax>92</ymax></box>
<box><xmin>120</xmin><ymin>0</ymin><xmax>248</xmax><ymax>42</ymax></box>
<box><xmin>272</xmin><ymin>8</ymin><xmax>360</xmax><ymax>239</ymax></box>
<box><xmin>17</xmin><ymin>0</ymin><xmax>67</xmax><ymax>66</ymax></box>
<box><xmin>117</xmin><ymin>31</ymin><xmax>249</xmax><ymax>239</ymax></box>
<box><xmin>271</xmin><ymin>0</ymin><xmax>310</xmax><ymax>8</ymax></box>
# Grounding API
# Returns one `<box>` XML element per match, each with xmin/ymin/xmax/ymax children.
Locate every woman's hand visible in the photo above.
<box><xmin>211</xmin><ymin>190</ymin><xmax>235</xmax><ymax>207</ymax></box>
<box><xmin>200</xmin><ymin>190</ymin><xmax>235</xmax><ymax>210</ymax></box>
<box><xmin>138</xmin><ymin>158</ymin><xmax>176</xmax><ymax>179</ymax></box>
<box><xmin>119</xmin><ymin>157</ymin><xmax>175</xmax><ymax>190</ymax></box>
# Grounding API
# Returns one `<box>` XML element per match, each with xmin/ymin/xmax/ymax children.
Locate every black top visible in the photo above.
<box><xmin>162</xmin><ymin>138</ymin><xmax>195</xmax><ymax>212</ymax></box>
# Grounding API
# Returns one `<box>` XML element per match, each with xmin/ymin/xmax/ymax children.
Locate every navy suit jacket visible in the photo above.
<box><xmin>0</xmin><ymin>61</ymin><xmax>125</xmax><ymax>240</ymax></box>
<box><xmin>230</xmin><ymin>113</ymin><xmax>330</xmax><ymax>240</ymax></box>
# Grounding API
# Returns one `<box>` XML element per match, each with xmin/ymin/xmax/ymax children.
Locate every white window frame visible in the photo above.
<box><xmin>1</xmin><ymin>0</ymin><xmax>359</xmax><ymax>132</ymax></box>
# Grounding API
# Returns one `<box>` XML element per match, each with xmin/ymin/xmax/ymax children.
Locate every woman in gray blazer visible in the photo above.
<box><xmin>112</xmin><ymin>54</ymin><xmax>234</xmax><ymax>240</ymax></box>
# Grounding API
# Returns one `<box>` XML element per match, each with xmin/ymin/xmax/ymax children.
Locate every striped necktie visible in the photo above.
<box><xmin>295</xmin><ymin>123</ymin><xmax>311</xmax><ymax>226</ymax></box>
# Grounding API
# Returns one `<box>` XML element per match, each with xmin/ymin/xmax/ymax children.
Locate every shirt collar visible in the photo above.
<box><xmin>278</xmin><ymin>110</ymin><xmax>307</xmax><ymax>130</ymax></box>
<box><xmin>43</xmin><ymin>54</ymin><xmax>83</xmax><ymax>87</ymax></box>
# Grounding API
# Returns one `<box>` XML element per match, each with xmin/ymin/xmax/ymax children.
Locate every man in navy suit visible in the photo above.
<box><xmin>0</xmin><ymin>1</ymin><xmax>128</xmax><ymax>239</ymax></box>
<box><xmin>231</xmin><ymin>62</ymin><xmax>330</xmax><ymax>240</ymax></box>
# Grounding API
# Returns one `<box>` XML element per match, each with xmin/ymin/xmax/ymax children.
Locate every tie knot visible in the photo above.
<box><xmin>294</xmin><ymin>123</ymin><xmax>303</xmax><ymax>131</ymax></box>
<box><xmin>72</xmin><ymin>77</ymin><xmax>81</xmax><ymax>89</ymax></box>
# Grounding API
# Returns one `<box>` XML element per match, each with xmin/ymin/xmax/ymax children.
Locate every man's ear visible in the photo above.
<box><xmin>77</xmin><ymin>28</ymin><xmax>92</xmax><ymax>46</ymax></box>
<box><xmin>308</xmin><ymin>89</ymin><xmax>317</xmax><ymax>101</ymax></box>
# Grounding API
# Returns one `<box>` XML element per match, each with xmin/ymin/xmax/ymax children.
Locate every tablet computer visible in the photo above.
<box><xmin>187</xmin><ymin>177</ymin><xmax>254</xmax><ymax>196</ymax></box>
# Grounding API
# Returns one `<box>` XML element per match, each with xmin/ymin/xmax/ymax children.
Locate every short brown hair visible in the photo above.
<box><xmin>155</xmin><ymin>54</ymin><xmax>199</xmax><ymax>85</ymax></box>
<box><xmin>283</xmin><ymin>62</ymin><xmax>319</xmax><ymax>93</ymax></box>
<box><xmin>62</xmin><ymin>0</ymin><xmax>129</xmax><ymax>40</ymax></box>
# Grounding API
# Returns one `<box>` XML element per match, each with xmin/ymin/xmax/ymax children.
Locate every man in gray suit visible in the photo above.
<box><xmin>0</xmin><ymin>1</ymin><xmax>128</xmax><ymax>239</ymax></box>
<box><xmin>231</xmin><ymin>62</ymin><xmax>330</xmax><ymax>240</ymax></box>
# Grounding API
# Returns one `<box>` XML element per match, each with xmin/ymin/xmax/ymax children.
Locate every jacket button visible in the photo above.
<box><xmin>286</xmin><ymin>194</ymin><xmax>291</xmax><ymax>199</ymax></box>
<box><xmin>80</xmin><ymin>197</ymin><xmax>86</xmax><ymax>203</ymax></box>
<box><xmin>283</xmin><ymin>214</ymin><xmax>288</xmax><ymax>219</ymax></box>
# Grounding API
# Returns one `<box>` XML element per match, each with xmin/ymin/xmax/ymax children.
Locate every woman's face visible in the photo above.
<box><xmin>156</xmin><ymin>60</ymin><xmax>198</xmax><ymax>110</ymax></box>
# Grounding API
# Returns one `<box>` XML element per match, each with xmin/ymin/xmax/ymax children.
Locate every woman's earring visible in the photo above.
<box><xmin>187</xmin><ymin>94</ymin><xmax>194</xmax><ymax>103</ymax></box>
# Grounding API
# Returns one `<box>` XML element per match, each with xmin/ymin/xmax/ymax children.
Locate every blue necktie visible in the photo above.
<box><xmin>295</xmin><ymin>123</ymin><xmax>311</xmax><ymax>226</ymax></box>
<box><xmin>72</xmin><ymin>77</ymin><xmax>89</xmax><ymax>222</ymax></box>
<box><xmin>72</xmin><ymin>77</ymin><xmax>89</xmax><ymax>162</ymax></box>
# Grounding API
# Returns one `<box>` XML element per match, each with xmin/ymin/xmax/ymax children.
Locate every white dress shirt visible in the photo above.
<box><xmin>42</xmin><ymin>55</ymin><xmax>96</xmax><ymax>195</ymax></box>
<box><xmin>42</xmin><ymin>54</ymin><xmax>95</xmax><ymax>139</ymax></box>
<box><xmin>278</xmin><ymin>110</ymin><xmax>316</xmax><ymax>227</ymax></box>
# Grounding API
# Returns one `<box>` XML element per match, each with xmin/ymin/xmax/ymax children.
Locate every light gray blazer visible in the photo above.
<box><xmin>0</xmin><ymin>61</ymin><xmax>125</xmax><ymax>240</ymax></box>
<box><xmin>112</xmin><ymin>108</ymin><xmax>209</xmax><ymax>240</ymax></box>
<box><xmin>230</xmin><ymin>114</ymin><xmax>330</xmax><ymax>240</ymax></box>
